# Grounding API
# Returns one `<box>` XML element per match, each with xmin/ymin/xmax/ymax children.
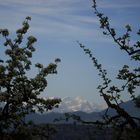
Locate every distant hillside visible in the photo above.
<box><xmin>26</xmin><ymin>100</ymin><xmax>140</xmax><ymax>124</ymax></box>
<box><xmin>100</xmin><ymin>100</ymin><xmax>140</xmax><ymax>117</ymax></box>
<box><xmin>26</xmin><ymin>111</ymin><xmax>102</xmax><ymax>124</ymax></box>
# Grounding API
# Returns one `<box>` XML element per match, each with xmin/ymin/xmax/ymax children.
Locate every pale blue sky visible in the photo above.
<box><xmin>0</xmin><ymin>0</ymin><xmax>140</xmax><ymax>108</ymax></box>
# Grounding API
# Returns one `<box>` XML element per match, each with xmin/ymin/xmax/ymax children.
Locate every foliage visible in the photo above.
<box><xmin>78</xmin><ymin>0</ymin><xmax>140</xmax><ymax>139</ymax></box>
<box><xmin>0</xmin><ymin>17</ymin><xmax>61</xmax><ymax>139</ymax></box>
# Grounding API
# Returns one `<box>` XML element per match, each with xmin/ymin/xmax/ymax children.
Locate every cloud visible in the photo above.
<box><xmin>93</xmin><ymin>0</ymin><xmax>140</xmax><ymax>9</ymax></box>
<box><xmin>1</xmin><ymin>0</ymin><xmax>138</xmax><ymax>44</ymax></box>
<box><xmin>97</xmin><ymin>0</ymin><xmax>140</xmax><ymax>9</ymax></box>
<box><xmin>0</xmin><ymin>0</ymin><xmax>102</xmax><ymax>42</ymax></box>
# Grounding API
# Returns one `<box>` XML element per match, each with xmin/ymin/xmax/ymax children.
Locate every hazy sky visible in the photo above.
<box><xmin>0</xmin><ymin>0</ymin><xmax>140</xmax><ymax>108</ymax></box>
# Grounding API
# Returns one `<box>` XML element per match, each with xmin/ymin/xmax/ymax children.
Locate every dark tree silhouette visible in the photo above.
<box><xmin>78</xmin><ymin>0</ymin><xmax>140</xmax><ymax>139</ymax></box>
<box><xmin>0</xmin><ymin>17</ymin><xmax>61</xmax><ymax>140</ymax></box>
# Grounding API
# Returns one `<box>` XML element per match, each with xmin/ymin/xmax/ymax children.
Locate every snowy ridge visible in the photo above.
<box><xmin>51</xmin><ymin>96</ymin><xmax>105</xmax><ymax>113</ymax></box>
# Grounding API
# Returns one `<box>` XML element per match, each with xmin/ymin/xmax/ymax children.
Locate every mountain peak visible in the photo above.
<box><xmin>52</xmin><ymin>96</ymin><xmax>103</xmax><ymax>113</ymax></box>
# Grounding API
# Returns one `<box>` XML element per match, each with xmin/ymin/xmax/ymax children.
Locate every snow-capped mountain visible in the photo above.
<box><xmin>26</xmin><ymin>99</ymin><xmax>140</xmax><ymax>124</ymax></box>
<box><xmin>52</xmin><ymin>97</ymin><xmax>104</xmax><ymax>113</ymax></box>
